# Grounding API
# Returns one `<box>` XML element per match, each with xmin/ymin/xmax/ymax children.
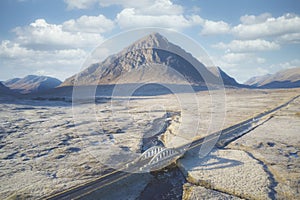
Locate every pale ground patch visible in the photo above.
<box><xmin>229</xmin><ymin>96</ymin><xmax>300</xmax><ymax>199</ymax></box>
<box><xmin>179</xmin><ymin>149</ymin><xmax>270</xmax><ymax>199</ymax></box>
<box><xmin>177</xmin><ymin>88</ymin><xmax>300</xmax><ymax>199</ymax></box>
<box><xmin>183</xmin><ymin>184</ymin><xmax>242</xmax><ymax>200</ymax></box>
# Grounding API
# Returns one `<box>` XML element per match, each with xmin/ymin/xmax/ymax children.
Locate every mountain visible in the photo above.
<box><xmin>244</xmin><ymin>74</ymin><xmax>272</xmax><ymax>87</ymax></box>
<box><xmin>208</xmin><ymin>67</ymin><xmax>242</xmax><ymax>87</ymax></box>
<box><xmin>4</xmin><ymin>75</ymin><xmax>62</xmax><ymax>94</ymax></box>
<box><xmin>61</xmin><ymin>32</ymin><xmax>223</xmax><ymax>87</ymax></box>
<box><xmin>245</xmin><ymin>67</ymin><xmax>300</xmax><ymax>88</ymax></box>
<box><xmin>4</xmin><ymin>78</ymin><xmax>21</xmax><ymax>86</ymax></box>
<box><xmin>0</xmin><ymin>82</ymin><xmax>14</xmax><ymax>96</ymax></box>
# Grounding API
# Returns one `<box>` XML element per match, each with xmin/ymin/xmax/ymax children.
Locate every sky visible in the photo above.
<box><xmin>0</xmin><ymin>0</ymin><xmax>300</xmax><ymax>83</ymax></box>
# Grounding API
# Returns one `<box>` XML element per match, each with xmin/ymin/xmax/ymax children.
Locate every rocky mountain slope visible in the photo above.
<box><xmin>208</xmin><ymin>67</ymin><xmax>242</xmax><ymax>87</ymax></box>
<box><xmin>245</xmin><ymin>67</ymin><xmax>300</xmax><ymax>88</ymax></box>
<box><xmin>61</xmin><ymin>33</ymin><xmax>235</xmax><ymax>87</ymax></box>
<box><xmin>4</xmin><ymin>75</ymin><xmax>62</xmax><ymax>94</ymax></box>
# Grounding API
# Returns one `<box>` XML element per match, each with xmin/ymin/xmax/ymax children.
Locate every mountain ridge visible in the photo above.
<box><xmin>244</xmin><ymin>74</ymin><xmax>272</xmax><ymax>87</ymax></box>
<box><xmin>245</xmin><ymin>67</ymin><xmax>300</xmax><ymax>88</ymax></box>
<box><xmin>4</xmin><ymin>75</ymin><xmax>62</xmax><ymax>94</ymax></box>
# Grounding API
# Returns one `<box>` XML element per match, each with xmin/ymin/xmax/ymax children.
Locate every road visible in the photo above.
<box><xmin>46</xmin><ymin>170</ymin><xmax>131</xmax><ymax>200</ymax></box>
<box><xmin>45</xmin><ymin>94</ymin><xmax>300</xmax><ymax>200</ymax></box>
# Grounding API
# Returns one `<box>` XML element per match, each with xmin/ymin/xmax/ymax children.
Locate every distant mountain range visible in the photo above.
<box><xmin>245</xmin><ymin>67</ymin><xmax>300</xmax><ymax>88</ymax></box>
<box><xmin>1</xmin><ymin>33</ymin><xmax>299</xmax><ymax>97</ymax></box>
<box><xmin>3</xmin><ymin>75</ymin><xmax>61</xmax><ymax>94</ymax></box>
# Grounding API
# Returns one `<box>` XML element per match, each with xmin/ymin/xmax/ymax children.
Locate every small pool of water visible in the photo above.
<box><xmin>289</xmin><ymin>152</ymin><xmax>299</xmax><ymax>158</ymax></box>
<box><xmin>138</xmin><ymin>165</ymin><xmax>187</xmax><ymax>200</ymax></box>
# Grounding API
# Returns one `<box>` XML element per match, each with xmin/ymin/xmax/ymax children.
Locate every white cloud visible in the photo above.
<box><xmin>62</xmin><ymin>14</ymin><xmax>114</xmax><ymax>33</ymax></box>
<box><xmin>0</xmin><ymin>40</ymin><xmax>33</xmax><ymax>58</ymax></box>
<box><xmin>64</xmin><ymin>0</ymin><xmax>150</xmax><ymax>9</ymax></box>
<box><xmin>97</xmin><ymin>0</ymin><xmax>152</xmax><ymax>8</ymax></box>
<box><xmin>64</xmin><ymin>0</ymin><xmax>183</xmax><ymax>15</ymax></box>
<box><xmin>256</xmin><ymin>57</ymin><xmax>266</xmax><ymax>64</ymax></box>
<box><xmin>13</xmin><ymin>18</ymin><xmax>105</xmax><ymax>50</ymax></box>
<box><xmin>200</xmin><ymin>20</ymin><xmax>230</xmax><ymax>35</ymax></box>
<box><xmin>256</xmin><ymin>67</ymin><xmax>270</xmax><ymax>75</ymax></box>
<box><xmin>64</xmin><ymin>0</ymin><xmax>200</xmax><ymax>31</ymax></box>
<box><xmin>199</xmin><ymin>12</ymin><xmax>300</xmax><ymax>39</ymax></box>
<box><xmin>277</xmin><ymin>59</ymin><xmax>300</xmax><ymax>69</ymax></box>
<box><xmin>0</xmin><ymin>41</ymin><xmax>87</xmax><ymax>80</ymax></box>
<box><xmin>217</xmin><ymin>52</ymin><xmax>266</xmax><ymax>66</ymax></box>
<box><xmin>133</xmin><ymin>0</ymin><xmax>183</xmax><ymax>16</ymax></box>
<box><xmin>277</xmin><ymin>33</ymin><xmax>300</xmax><ymax>44</ymax></box>
<box><xmin>111</xmin><ymin>0</ymin><xmax>202</xmax><ymax>30</ymax></box>
<box><xmin>222</xmin><ymin>53</ymin><xmax>251</xmax><ymax>63</ymax></box>
<box><xmin>116</xmin><ymin>8</ymin><xmax>202</xmax><ymax>30</ymax></box>
<box><xmin>213</xmin><ymin>39</ymin><xmax>280</xmax><ymax>52</ymax></box>
<box><xmin>0</xmin><ymin>14</ymin><xmax>113</xmax><ymax>80</ymax></box>
<box><xmin>232</xmin><ymin>13</ymin><xmax>300</xmax><ymax>39</ymax></box>
<box><xmin>64</xmin><ymin>0</ymin><xmax>230</xmax><ymax>36</ymax></box>
<box><xmin>239</xmin><ymin>13</ymin><xmax>272</xmax><ymax>25</ymax></box>
<box><xmin>211</xmin><ymin>53</ymin><xmax>269</xmax><ymax>83</ymax></box>
<box><xmin>64</xmin><ymin>0</ymin><xmax>98</xmax><ymax>9</ymax></box>
<box><xmin>0</xmin><ymin>40</ymin><xmax>87</xmax><ymax>63</ymax></box>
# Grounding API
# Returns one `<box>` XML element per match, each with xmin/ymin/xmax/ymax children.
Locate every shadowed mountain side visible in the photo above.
<box><xmin>208</xmin><ymin>66</ymin><xmax>248</xmax><ymax>87</ymax></box>
<box><xmin>260</xmin><ymin>80</ymin><xmax>300</xmax><ymax>89</ymax></box>
<box><xmin>0</xmin><ymin>82</ymin><xmax>16</xmax><ymax>97</ymax></box>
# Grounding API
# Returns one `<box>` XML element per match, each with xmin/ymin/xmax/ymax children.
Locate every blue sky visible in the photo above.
<box><xmin>0</xmin><ymin>0</ymin><xmax>299</xmax><ymax>83</ymax></box>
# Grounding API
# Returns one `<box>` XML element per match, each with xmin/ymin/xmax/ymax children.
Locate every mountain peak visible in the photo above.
<box><xmin>146</xmin><ymin>32</ymin><xmax>166</xmax><ymax>41</ymax></box>
<box><xmin>127</xmin><ymin>32</ymin><xmax>170</xmax><ymax>51</ymax></box>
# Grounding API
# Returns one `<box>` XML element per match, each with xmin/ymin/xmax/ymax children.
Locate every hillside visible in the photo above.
<box><xmin>0</xmin><ymin>82</ymin><xmax>14</xmax><ymax>96</ymax></box>
<box><xmin>245</xmin><ymin>67</ymin><xmax>300</xmax><ymax>88</ymax></box>
<box><xmin>208</xmin><ymin>67</ymin><xmax>242</xmax><ymax>87</ymax></box>
<box><xmin>4</xmin><ymin>75</ymin><xmax>62</xmax><ymax>94</ymax></box>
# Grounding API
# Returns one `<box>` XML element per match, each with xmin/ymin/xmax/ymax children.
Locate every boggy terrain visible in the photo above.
<box><xmin>0</xmin><ymin>88</ymin><xmax>299</xmax><ymax>199</ymax></box>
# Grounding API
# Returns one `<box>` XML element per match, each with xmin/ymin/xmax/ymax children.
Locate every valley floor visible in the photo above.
<box><xmin>0</xmin><ymin>88</ymin><xmax>299</xmax><ymax>199</ymax></box>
